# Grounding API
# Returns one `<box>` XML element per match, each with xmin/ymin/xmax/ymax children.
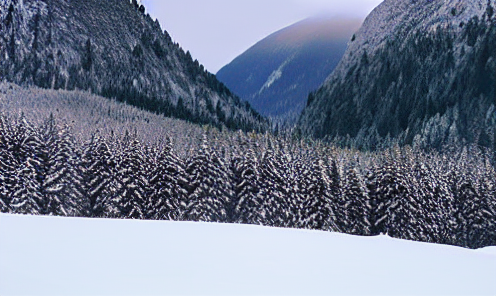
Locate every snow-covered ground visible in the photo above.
<box><xmin>0</xmin><ymin>214</ymin><xmax>495</xmax><ymax>296</ymax></box>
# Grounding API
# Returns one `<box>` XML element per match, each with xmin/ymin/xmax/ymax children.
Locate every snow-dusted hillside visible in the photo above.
<box><xmin>0</xmin><ymin>0</ymin><xmax>266</xmax><ymax>132</ymax></box>
<box><xmin>298</xmin><ymin>0</ymin><xmax>496</xmax><ymax>148</ymax></box>
<box><xmin>1</xmin><ymin>214</ymin><xmax>495</xmax><ymax>296</ymax></box>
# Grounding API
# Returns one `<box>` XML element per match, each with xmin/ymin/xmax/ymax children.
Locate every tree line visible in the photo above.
<box><xmin>0</xmin><ymin>113</ymin><xmax>495</xmax><ymax>249</ymax></box>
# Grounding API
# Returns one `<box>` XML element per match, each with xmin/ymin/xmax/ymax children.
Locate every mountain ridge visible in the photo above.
<box><xmin>298</xmin><ymin>0</ymin><xmax>496</xmax><ymax>149</ymax></box>
<box><xmin>217</xmin><ymin>17</ymin><xmax>362</xmax><ymax>124</ymax></box>
<box><xmin>0</xmin><ymin>0</ymin><xmax>267</xmax><ymax>132</ymax></box>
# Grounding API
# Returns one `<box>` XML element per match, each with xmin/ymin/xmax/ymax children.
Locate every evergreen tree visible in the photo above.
<box><xmin>341</xmin><ymin>166</ymin><xmax>372</xmax><ymax>235</ymax></box>
<box><xmin>6</xmin><ymin>4</ymin><xmax>16</xmax><ymax>63</ymax></box>
<box><xmin>82</xmin><ymin>38</ymin><xmax>93</xmax><ymax>72</ymax></box>
<box><xmin>326</xmin><ymin>158</ymin><xmax>342</xmax><ymax>231</ymax></box>
<box><xmin>230</xmin><ymin>138</ymin><xmax>260</xmax><ymax>224</ymax></box>
<box><xmin>183</xmin><ymin>135</ymin><xmax>231</xmax><ymax>222</ymax></box>
<box><xmin>452</xmin><ymin>171</ymin><xmax>480</xmax><ymax>248</ymax></box>
<box><xmin>299</xmin><ymin>158</ymin><xmax>336</xmax><ymax>231</ymax></box>
<box><xmin>80</xmin><ymin>135</ymin><xmax>113</xmax><ymax>218</ymax></box>
<box><xmin>256</xmin><ymin>139</ymin><xmax>293</xmax><ymax>227</ymax></box>
<box><xmin>31</xmin><ymin>116</ymin><xmax>77</xmax><ymax>216</ymax></box>
<box><xmin>114</xmin><ymin>135</ymin><xmax>147</xmax><ymax>219</ymax></box>
<box><xmin>8</xmin><ymin>117</ymin><xmax>41</xmax><ymax>215</ymax></box>
<box><xmin>0</xmin><ymin>115</ymin><xmax>16</xmax><ymax>213</ymax></box>
<box><xmin>474</xmin><ymin>160</ymin><xmax>496</xmax><ymax>248</ymax></box>
<box><xmin>409</xmin><ymin>160</ymin><xmax>454</xmax><ymax>244</ymax></box>
<box><xmin>369</xmin><ymin>152</ymin><xmax>410</xmax><ymax>238</ymax></box>
<box><xmin>145</xmin><ymin>139</ymin><xmax>187</xmax><ymax>220</ymax></box>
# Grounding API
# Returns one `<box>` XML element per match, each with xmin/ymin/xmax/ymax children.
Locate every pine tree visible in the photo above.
<box><xmin>280</xmin><ymin>145</ymin><xmax>303</xmax><ymax>228</ymax></box>
<box><xmin>8</xmin><ymin>117</ymin><xmax>42</xmax><ymax>215</ymax></box>
<box><xmin>452</xmin><ymin>171</ymin><xmax>480</xmax><ymax>248</ymax></box>
<box><xmin>448</xmin><ymin>149</ymin><xmax>488</xmax><ymax>248</ymax></box>
<box><xmin>369</xmin><ymin>152</ymin><xmax>410</xmax><ymax>238</ymax></box>
<box><xmin>183</xmin><ymin>135</ymin><xmax>231</xmax><ymax>222</ymax></box>
<box><xmin>326</xmin><ymin>158</ymin><xmax>342</xmax><ymax>232</ymax></box>
<box><xmin>299</xmin><ymin>158</ymin><xmax>336</xmax><ymax>231</ymax></box>
<box><xmin>82</xmin><ymin>38</ymin><xmax>93</xmax><ymax>72</ymax></box>
<box><xmin>31</xmin><ymin>116</ymin><xmax>76</xmax><ymax>216</ymax></box>
<box><xmin>145</xmin><ymin>139</ymin><xmax>187</xmax><ymax>220</ymax></box>
<box><xmin>474</xmin><ymin>160</ymin><xmax>496</xmax><ymax>248</ymax></box>
<box><xmin>80</xmin><ymin>135</ymin><xmax>113</xmax><ymax>218</ymax></box>
<box><xmin>341</xmin><ymin>166</ymin><xmax>372</xmax><ymax>235</ymax></box>
<box><xmin>0</xmin><ymin>114</ymin><xmax>15</xmax><ymax>213</ymax></box>
<box><xmin>6</xmin><ymin>3</ymin><xmax>16</xmax><ymax>64</ymax></box>
<box><xmin>256</xmin><ymin>139</ymin><xmax>293</xmax><ymax>227</ymax></box>
<box><xmin>114</xmin><ymin>135</ymin><xmax>147</xmax><ymax>219</ymax></box>
<box><xmin>56</xmin><ymin>124</ymin><xmax>82</xmax><ymax>216</ymax></box>
<box><xmin>10</xmin><ymin>156</ymin><xmax>42</xmax><ymax>215</ymax></box>
<box><xmin>409</xmin><ymin>160</ymin><xmax>454</xmax><ymax>244</ymax></box>
<box><xmin>230</xmin><ymin>138</ymin><xmax>260</xmax><ymax>224</ymax></box>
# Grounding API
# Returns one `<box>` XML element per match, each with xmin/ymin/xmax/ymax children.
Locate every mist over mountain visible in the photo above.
<box><xmin>298</xmin><ymin>0</ymin><xmax>496</xmax><ymax>149</ymax></box>
<box><xmin>216</xmin><ymin>17</ymin><xmax>362</xmax><ymax>125</ymax></box>
<box><xmin>0</xmin><ymin>0</ymin><xmax>267</xmax><ymax>132</ymax></box>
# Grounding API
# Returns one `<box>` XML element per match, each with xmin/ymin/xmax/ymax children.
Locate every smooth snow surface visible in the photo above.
<box><xmin>1</xmin><ymin>214</ymin><xmax>495</xmax><ymax>296</ymax></box>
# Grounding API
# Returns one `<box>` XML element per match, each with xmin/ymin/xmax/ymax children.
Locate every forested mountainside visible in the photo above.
<box><xmin>298</xmin><ymin>0</ymin><xmax>496</xmax><ymax>150</ymax></box>
<box><xmin>217</xmin><ymin>17</ymin><xmax>361</xmax><ymax>125</ymax></box>
<box><xmin>0</xmin><ymin>0</ymin><xmax>266</xmax><ymax>132</ymax></box>
<box><xmin>1</xmin><ymin>84</ymin><xmax>495</xmax><ymax>249</ymax></box>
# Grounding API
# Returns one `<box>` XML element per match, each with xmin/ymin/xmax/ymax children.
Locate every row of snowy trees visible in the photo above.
<box><xmin>1</xmin><ymin>113</ymin><xmax>495</xmax><ymax>249</ymax></box>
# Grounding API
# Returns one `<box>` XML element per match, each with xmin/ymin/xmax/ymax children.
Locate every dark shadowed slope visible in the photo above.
<box><xmin>0</xmin><ymin>0</ymin><xmax>267</xmax><ymax>132</ymax></box>
<box><xmin>216</xmin><ymin>17</ymin><xmax>362</xmax><ymax>124</ymax></box>
<box><xmin>298</xmin><ymin>0</ymin><xmax>496</xmax><ymax>149</ymax></box>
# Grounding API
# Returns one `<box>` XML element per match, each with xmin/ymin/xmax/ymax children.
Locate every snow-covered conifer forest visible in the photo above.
<box><xmin>1</xmin><ymin>83</ymin><xmax>495</xmax><ymax>250</ymax></box>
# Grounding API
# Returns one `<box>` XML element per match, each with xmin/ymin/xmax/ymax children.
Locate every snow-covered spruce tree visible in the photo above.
<box><xmin>145</xmin><ymin>139</ymin><xmax>187</xmax><ymax>220</ymax></box>
<box><xmin>183</xmin><ymin>135</ymin><xmax>231</xmax><ymax>222</ymax></box>
<box><xmin>29</xmin><ymin>115</ymin><xmax>57</xmax><ymax>215</ymax></box>
<box><xmin>451</xmin><ymin>169</ymin><xmax>480</xmax><ymax>248</ymax></box>
<box><xmin>230</xmin><ymin>136</ymin><xmax>260</xmax><ymax>224</ymax></box>
<box><xmin>340</xmin><ymin>166</ymin><xmax>373</xmax><ymax>235</ymax></box>
<box><xmin>474</xmin><ymin>158</ymin><xmax>496</xmax><ymax>248</ymax></box>
<box><xmin>368</xmin><ymin>150</ymin><xmax>411</xmax><ymax>238</ymax></box>
<box><xmin>113</xmin><ymin>133</ymin><xmax>147</xmax><ymax>219</ymax></box>
<box><xmin>281</xmin><ymin>144</ymin><xmax>305</xmax><ymax>228</ymax></box>
<box><xmin>0</xmin><ymin>114</ymin><xmax>15</xmax><ymax>213</ymax></box>
<box><xmin>30</xmin><ymin>116</ymin><xmax>78</xmax><ymax>216</ymax></box>
<box><xmin>79</xmin><ymin>134</ymin><xmax>114</xmax><ymax>218</ymax></box>
<box><xmin>256</xmin><ymin>139</ymin><xmax>293</xmax><ymax>227</ymax></box>
<box><xmin>409</xmin><ymin>158</ymin><xmax>455</xmax><ymax>244</ymax></box>
<box><xmin>325</xmin><ymin>158</ymin><xmax>343</xmax><ymax>231</ymax></box>
<box><xmin>298</xmin><ymin>158</ymin><xmax>336</xmax><ymax>231</ymax></box>
<box><xmin>51</xmin><ymin>123</ymin><xmax>81</xmax><ymax>216</ymax></box>
<box><xmin>8</xmin><ymin>116</ymin><xmax>42</xmax><ymax>215</ymax></box>
<box><xmin>450</xmin><ymin>148</ymin><xmax>496</xmax><ymax>249</ymax></box>
<box><xmin>486</xmin><ymin>164</ymin><xmax>496</xmax><ymax>246</ymax></box>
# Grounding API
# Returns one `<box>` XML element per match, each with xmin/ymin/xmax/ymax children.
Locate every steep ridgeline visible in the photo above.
<box><xmin>0</xmin><ymin>0</ymin><xmax>266</xmax><ymax>132</ymax></box>
<box><xmin>217</xmin><ymin>17</ymin><xmax>362</xmax><ymax>125</ymax></box>
<box><xmin>298</xmin><ymin>0</ymin><xmax>496</xmax><ymax>150</ymax></box>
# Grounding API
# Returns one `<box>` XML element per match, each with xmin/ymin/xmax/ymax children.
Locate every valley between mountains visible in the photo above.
<box><xmin>1</xmin><ymin>0</ymin><xmax>495</xmax><ymax>269</ymax></box>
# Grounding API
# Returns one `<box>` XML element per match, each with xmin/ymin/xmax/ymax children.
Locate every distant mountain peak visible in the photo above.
<box><xmin>217</xmin><ymin>16</ymin><xmax>362</xmax><ymax>125</ymax></box>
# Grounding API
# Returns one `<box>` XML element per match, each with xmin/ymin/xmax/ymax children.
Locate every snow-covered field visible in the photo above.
<box><xmin>1</xmin><ymin>214</ymin><xmax>495</xmax><ymax>296</ymax></box>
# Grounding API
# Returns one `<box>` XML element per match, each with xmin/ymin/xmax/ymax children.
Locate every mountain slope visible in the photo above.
<box><xmin>216</xmin><ymin>17</ymin><xmax>362</xmax><ymax>124</ymax></box>
<box><xmin>0</xmin><ymin>0</ymin><xmax>266</xmax><ymax>132</ymax></box>
<box><xmin>298</xmin><ymin>0</ymin><xmax>496</xmax><ymax>149</ymax></box>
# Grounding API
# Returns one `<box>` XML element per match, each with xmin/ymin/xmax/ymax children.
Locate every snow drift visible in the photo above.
<box><xmin>0</xmin><ymin>213</ymin><xmax>495</xmax><ymax>296</ymax></box>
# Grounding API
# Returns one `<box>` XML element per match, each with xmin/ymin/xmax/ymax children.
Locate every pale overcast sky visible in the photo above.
<box><xmin>141</xmin><ymin>0</ymin><xmax>383</xmax><ymax>73</ymax></box>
